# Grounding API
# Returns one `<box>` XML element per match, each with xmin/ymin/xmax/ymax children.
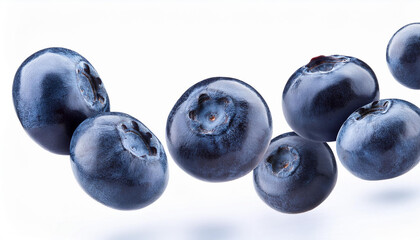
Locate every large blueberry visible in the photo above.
<box><xmin>166</xmin><ymin>77</ymin><xmax>272</xmax><ymax>182</ymax></box>
<box><xmin>12</xmin><ymin>47</ymin><xmax>109</xmax><ymax>155</ymax></box>
<box><xmin>337</xmin><ymin>99</ymin><xmax>420</xmax><ymax>180</ymax></box>
<box><xmin>70</xmin><ymin>112</ymin><xmax>168</xmax><ymax>210</ymax></box>
<box><xmin>282</xmin><ymin>55</ymin><xmax>379</xmax><ymax>142</ymax></box>
<box><xmin>387</xmin><ymin>23</ymin><xmax>420</xmax><ymax>89</ymax></box>
<box><xmin>253</xmin><ymin>132</ymin><xmax>337</xmax><ymax>214</ymax></box>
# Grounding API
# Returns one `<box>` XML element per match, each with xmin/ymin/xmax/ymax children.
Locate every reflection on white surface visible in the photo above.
<box><xmin>369</xmin><ymin>187</ymin><xmax>419</xmax><ymax>204</ymax></box>
<box><xmin>106</xmin><ymin>221</ymin><xmax>237</xmax><ymax>240</ymax></box>
<box><xmin>103</xmin><ymin>211</ymin><xmax>330</xmax><ymax>240</ymax></box>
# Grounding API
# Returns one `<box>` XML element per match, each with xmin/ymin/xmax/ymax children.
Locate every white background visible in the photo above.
<box><xmin>1</xmin><ymin>0</ymin><xmax>420</xmax><ymax>239</ymax></box>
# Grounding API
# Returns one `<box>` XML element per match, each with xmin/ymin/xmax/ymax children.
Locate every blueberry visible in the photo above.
<box><xmin>282</xmin><ymin>55</ymin><xmax>379</xmax><ymax>142</ymax></box>
<box><xmin>387</xmin><ymin>23</ymin><xmax>420</xmax><ymax>89</ymax></box>
<box><xmin>166</xmin><ymin>77</ymin><xmax>272</xmax><ymax>182</ymax></box>
<box><xmin>336</xmin><ymin>99</ymin><xmax>420</xmax><ymax>180</ymax></box>
<box><xmin>253</xmin><ymin>132</ymin><xmax>337</xmax><ymax>213</ymax></box>
<box><xmin>12</xmin><ymin>47</ymin><xmax>110</xmax><ymax>155</ymax></box>
<box><xmin>70</xmin><ymin>112</ymin><xmax>168</xmax><ymax>210</ymax></box>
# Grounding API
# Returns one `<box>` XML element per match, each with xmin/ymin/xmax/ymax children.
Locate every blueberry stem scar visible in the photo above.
<box><xmin>121</xmin><ymin>123</ymin><xmax>156</xmax><ymax>156</ymax></box>
<box><xmin>78</xmin><ymin>63</ymin><xmax>103</xmax><ymax>103</ymax></box>
<box><xmin>356</xmin><ymin>100</ymin><xmax>389</xmax><ymax>120</ymax></box>
<box><xmin>266</xmin><ymin>145</ymin><xmax>300</xmax><ymax>177</ymax></box>
<box><xmin>187</xmin><ymin>92</ymin><xmax>234</xmax><ymax>135</ymax></box>
<box><xmin>305</xmin><ymin>55</ymin><xmax>348</xmax><ymax>72</ymax></box>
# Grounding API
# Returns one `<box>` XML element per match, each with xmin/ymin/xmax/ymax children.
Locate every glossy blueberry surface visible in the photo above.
<box><xmin>166</xmin><ymin>77</ymin><xmax>272</xmax><ymax>182</ymax></box>
<box><xmin>282</xmin><ymin>55</ymin><xmax>379</xmax><ymax>142</ymax></box>
<box><xmin>387</xmin><ymin>23</ymin><xmax>420</xmax><ymax>89</ymax></box>
<box><xmin>253</xmin><ymin>132</ymin><xmax>337</xmax><ymax>214</ymax></box>
<box><xmin>70</xmin><ymin>112</ymin><xmax>168</xmax><ymax>210</ymax></box>
<box><xmin>337</xmin><ymin>99</ymin><xmax>420</xmax><ymax>180</ymax></box>
<box><xmin>13</xmin><ymin>47</ymin><xmax>110</xmax><ymax>155</ymax></box>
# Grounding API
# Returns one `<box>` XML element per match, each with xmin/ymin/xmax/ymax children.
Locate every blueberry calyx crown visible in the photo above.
<box><xmin>356</xmin><ymin>100</ymin><xmax>390</xmax><ymax>120</ymax></box>
<box><xmin>76</xmin><ymin>61</ymin><xmax>106</xmax><ymax>107</ymax></box>
<box><xmin>187</xmin><ymin>92</ymin><xmax>235</xmax><ymax>135</ymax></box>
<box><xmin>304</xmin><ymin>55</ymin><xmax>349</xmax><ymax>73</ymax></box>
<box><xmin>117</xmin><ymin>121</ymin><xmax>158</xmax><ymax>159</ymax></box>
<box><xmin>266</xmin><ymin>145</ymin><xmax>300</xmax><ymax>177</ymax></box>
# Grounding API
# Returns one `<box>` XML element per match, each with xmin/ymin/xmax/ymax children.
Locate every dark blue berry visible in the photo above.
<box><xmin>337</xmin><ymin>99</ymin><xmax>420</xmax><ymax>180</ymax></box>
<box><xmin>387</xmin><ymin>23</ymin><xmax>420</xmax><ymax>89</ymax></box>
<box><xmin>166</xmin><ymin>77</ymin><xmax>272</xmax><ymax>182</ymax></box>
<box><xmin>13</xmin><ymin>47</ymin><xmax>110</xmax><ymax>155</ymax></box>
<box><xmin>253</xmin><ymin>132</ymin><xmax>337</xmax><ymax>213</ymax></box>
<box><xmin>70</xmin><ymin>112</ymin><xmax>168</xmax><ymax>210</ymax></box>
<box><xmin>282</xmin><ymin>55</ymin><xmax>379</xmax><ymax>142</ymax></box>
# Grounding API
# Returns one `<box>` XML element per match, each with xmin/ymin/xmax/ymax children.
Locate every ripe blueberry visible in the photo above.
<box><xmin>387</xmin><ymin>23</ymin><xmax>420</xmax><ymax>89</ymax></box>
<box><xmin>253</xmin><ymin>132</ymin><xmax>337</xmax><ymax>213</ymax></box>
<box><xmin>70</xmin><ymin>112</ymin><xmax>168</xmax><ymax>210</ymax></box>
<box><xmin>166</xmin><ymin>77</ymin><xmax>272</xmax><ymax>182</ymax></box>
<box><xmin>337</xmin><ymin>99</ymin><xmax>420</xmax><ymax>180</ymax></box>
<box><xmin>13</xmin><ymin>47</ymin><xmax>110</xmax><ymax>155</ymax></box>
<box><xmin>282</xmin><ymin>55</ymin><xmax>379</xmax><ymax>142</ymax></box>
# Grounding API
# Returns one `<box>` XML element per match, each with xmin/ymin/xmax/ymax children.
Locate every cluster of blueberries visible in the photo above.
<box><xmin>12</xmin><ymin>22</ymin><xmax>420</xmax><ymax>213</ymax></box>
